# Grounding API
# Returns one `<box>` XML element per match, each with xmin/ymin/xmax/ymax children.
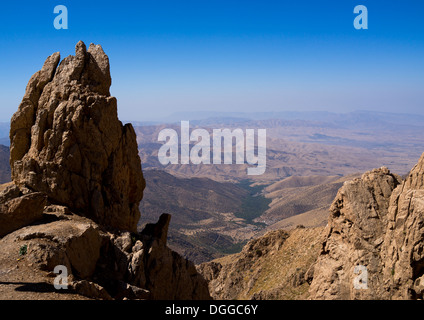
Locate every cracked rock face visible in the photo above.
<box><xmin>1</xmin><ymin>42</ymin><xmax>211</xmax><ymax>301</ymax></box>
<box><xmin>381</xmin><ymin>153</ymin><xmax>424</xmax><ymax>299</ymax></box>
<box><xmin>9</xmin><ymin>41</ymin><xmax>145</xmax><ymax>232</ymax></box>
<box><xmin>309</xmin><ymin>167</ymin><xmax>402</xmax><ymax>299</ymax></box>
<box><xmin>310</xmin><ymin>156</ymin><xmax>424</xmax><ymax>300</ymax></box>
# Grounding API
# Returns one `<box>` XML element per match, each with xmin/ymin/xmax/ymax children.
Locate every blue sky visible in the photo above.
<box><xmin>0</xmin><ymin>0</ymin><xmax>423</xmax><ymax>121</ymax></box>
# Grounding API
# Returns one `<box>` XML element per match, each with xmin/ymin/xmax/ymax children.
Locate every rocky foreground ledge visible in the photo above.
<box><xmin>0</xmin><ymin>41</ymin><xmax>211</xmax><ymax>300</ymax></box>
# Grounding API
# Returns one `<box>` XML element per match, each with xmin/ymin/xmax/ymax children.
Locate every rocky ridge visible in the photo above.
<box><xmin>309</xmin><ymin>155</ymin><xmax>424</xmax><ymax>299</ymax></box>
<box><xmin>0</xmin><ymin>41</ymin><xmax>210</xmax><ymax>300</ymax></box>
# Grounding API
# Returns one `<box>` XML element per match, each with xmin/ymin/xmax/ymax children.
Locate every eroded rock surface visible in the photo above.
<box><xmin>0</xmin><ymin>184</ymin><xmax>47</xmax><ymax>237</ymax></box>
<box><xmin>10</xmin><ymin>41</ymin><xmax>144</xmax><ymax>232</ymax></box>
<box><xmin>380</xmin><ymin>153</ymin><xmax>424</xmax><ymax>299</ymax></box>
<box><xmin>309</xmin><ymin>167</ymin><xmax>401</xmax><ymax>299</ymax></box>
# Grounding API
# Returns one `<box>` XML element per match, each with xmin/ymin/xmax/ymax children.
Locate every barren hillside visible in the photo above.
<box><xmin>197</xmin><ymin>226</ymin><xmax>325</xmax><ymax>300</ymax></box>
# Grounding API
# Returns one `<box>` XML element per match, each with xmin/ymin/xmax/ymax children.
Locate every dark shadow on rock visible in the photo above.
<box><xmin>29</xmin><ymin>213</ymin><xmax>68</xmax><ymax>227</ymax></box>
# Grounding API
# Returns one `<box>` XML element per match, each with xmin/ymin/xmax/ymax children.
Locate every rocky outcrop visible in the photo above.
<box><xmin>0</xmin><ymin>41</ymin><xmax>210</xmax><ymax>300</ymax></box>
<box><xmin>0</xmin><ymin>208</ymin><xmax>210</xmax><ymax>300</ymax></box>
<box><xmin>309</xmin><ymin>167</ymin><xmax>401</xmax><ymax>299</ymax></box>
<box><xmin>16</xmin><ymin>206</ymin><xmax>103</xmax><ymax>279</ymax></box>
<box><xmin>9</xmin><ymin>41</ymin><xmax>144</xmax><ymax>232</ymax></box>
<box><xmin>94</xmin><ymin>213</ymin><xmax>210</xmax><ymax>300</ymax></box>
<box><xmin>198</xmin><ymin>230</ymin><xmax>290</xmax><ymax>300</ymax></box>
<box><xmin>131</xmin><ymin>214</ymin><xmax>210</xmax><ymax>300</ymax></box>
<box><xmin>309</xmin><ymin>157</ymin><xmax>424</xmax><ymax>300</ymax></box>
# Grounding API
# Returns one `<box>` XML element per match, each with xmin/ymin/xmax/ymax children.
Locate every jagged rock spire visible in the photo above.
<box><xmin>9</xmin><ymin>41</ymin><xmax>145</xmax><ymax>231</ymax></box>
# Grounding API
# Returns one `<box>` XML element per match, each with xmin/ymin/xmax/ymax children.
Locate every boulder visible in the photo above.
<box><xmin>16</xmin><ymin>211</ymin><xmax>103</xmax><ymax>279</ymax></box>
<box><xmin>310</xmin><ymin>157</ymin><xmax>424</xmax><ymax>300</ymax></box>
<box><xmin>0</xmin><ymin>184</ymin><xmax>47</xmax><ymax>237</ymax></box>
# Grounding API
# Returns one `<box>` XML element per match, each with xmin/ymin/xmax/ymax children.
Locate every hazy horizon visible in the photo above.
<box><xmin>2</xmin><ymin>108</ymin><xmax>424</xmax><ymax>124</ymax></box>
<box><xmin>121</xmin><ymin>108</ymin><xmax>424</xmax><ymax>123</ymax></box>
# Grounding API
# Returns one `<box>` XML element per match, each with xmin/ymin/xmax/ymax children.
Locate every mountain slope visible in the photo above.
<box><xmin>138</xmin><ymin>169</ymin><xmax>248</xmax><ymax>227</ymax></box>
<box><xmin>258</xmin><ymin>174</ymin><xmax>360</xmax><ymax>227</ymax></box>
<box><xmin>197</xmin><ymin>226</ymin><xmax>324</xmax><ymax>300</ymax></box>
<box><xmin>139</xmin><ymin>170</ymin><xmax>361</xmax><ymax>263</ymax></box>
<box><xmin>134</xmin><ymin>114</ymin><xmax>424</xmax><ymax>183</ymax></box>
<box><xmin>138</xmin><ymin>169</ymin><xmax>264</xmax><ymax>263</ymax></box>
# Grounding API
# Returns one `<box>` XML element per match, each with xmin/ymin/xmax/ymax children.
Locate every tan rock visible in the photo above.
<box><xmin>197</xmin><ymin>227</ymin><xmax>323</xmax><ymax>300</ymax></box>
<box><xmin>16</xmin><ymin>212</ymin><xmax>103</xmax><ymax>279</ymax></box>
<box><xmin>309</xmin><ymin>167</ymin><xmax>401</xmax><ymax>299</ymax></box>
<box><xmin>10</xmin><ymin>41</ymin><xmax>145</xmax><ymax>232</ymax></box>
<box><xmin>131</xmin><ymin>214</ymin><xmax>211</xmax><ymax>300</ymax></box>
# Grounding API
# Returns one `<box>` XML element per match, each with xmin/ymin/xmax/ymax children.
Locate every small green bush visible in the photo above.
<box><xmin>19</xmin><ymin>244</ymin><xmax>28</xmax><ymax>256</ymax></box>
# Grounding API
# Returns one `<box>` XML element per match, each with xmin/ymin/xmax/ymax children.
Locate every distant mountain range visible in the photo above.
<box><xmin>130</xmin><ymin>110</ymin><xmax>424</xmax><ymax>128</ymax></box>
<box><xmin>134</xmin><ymin>110</ymin><xmax>424</xmax><ymax>183</ymax></box>
<box><xmin>2</xmin><ymin>109</ymin><xmax>424</xmax><ymax>265</ymax></box>
<box><xmin>131</xmin><ymin>110</ymin><xmax>424</xmax><ymax>263</ymax></box>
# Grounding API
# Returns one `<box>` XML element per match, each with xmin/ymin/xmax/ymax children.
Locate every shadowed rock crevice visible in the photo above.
<box><xmin>0</xmin><ymin>41</ymin><xmax>211</xmax><ymax>300</ymax></box>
